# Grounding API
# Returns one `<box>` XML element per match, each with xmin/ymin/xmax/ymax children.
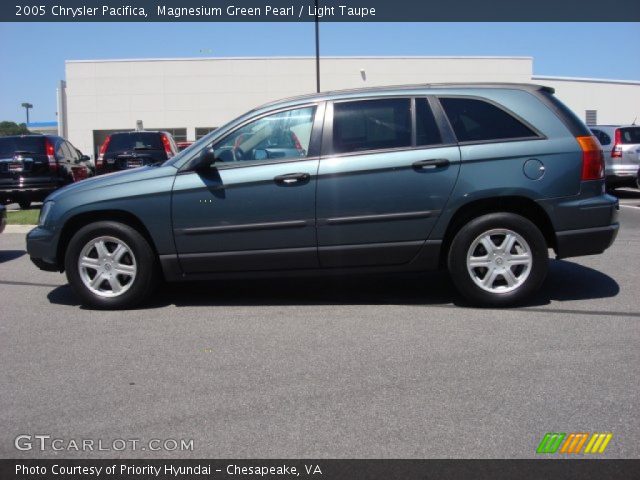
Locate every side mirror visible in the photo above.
<box><xmin>195</xmin><ymin>146</ymin><xmax>217</xmax><ymax>172</ymax></box>
<box><xmin>80</xmin><ymin>155</ymin><xmax>90</xmax><ymax>161</ymax></box>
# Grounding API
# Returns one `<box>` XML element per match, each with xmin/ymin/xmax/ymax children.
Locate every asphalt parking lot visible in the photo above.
<box><xmin>1</xmin><ymin>192</ymin><xmax>639</xmax><ymax>459</ymax></box>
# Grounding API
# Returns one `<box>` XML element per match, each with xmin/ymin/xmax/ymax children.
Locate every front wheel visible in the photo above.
<box><xmin>447</xmin><ymin>212</ymin><xmax>548</xmax><ymax>307</ymax></box>
<box><xmin>64</xmin><ymin>221</ymin><xmax>158</xmax><ymax>309</ymax></box>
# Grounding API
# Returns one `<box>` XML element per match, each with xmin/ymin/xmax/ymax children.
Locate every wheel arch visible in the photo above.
<box><xmin>56</xmin><ymin>210</ymin><xmax>159</xmax><ymax>272</ymax></box>
<box><xmin>439</xmin><ymin>196</ymin><xmax>556</xmax><ymax>268</ymax></box>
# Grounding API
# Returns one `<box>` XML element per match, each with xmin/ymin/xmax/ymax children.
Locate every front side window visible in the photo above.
<box><xmin>333</xmin><ymin>98</ymin><xmax>411</xmax><ymax>154</ymax></box>
<box><xmin>213</xmin><ymin>107</ymin><xmax>316</xmax><ymax>162</ymax></box>
<box><xmin>440</xmin><ymin>97</ymin><xmax>538</xmax><ymax>143</ymax></box>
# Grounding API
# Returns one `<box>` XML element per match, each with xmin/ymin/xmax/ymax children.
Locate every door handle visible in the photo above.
<box><xmin>274</xmin><ymin>172</ymin><xmax>310</xmax><ymax>185</ymax></box>
<box><xmin>412</xmin><ymin>158</ymin><xmax>450</xmax><ymax>170</ymax></box>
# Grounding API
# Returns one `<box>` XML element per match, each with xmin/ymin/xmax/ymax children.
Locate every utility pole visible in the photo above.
<box><xmin>21</xmin><ymin>102</ymin><xmax>33</xmax><ymax>125</ymax></box>
<box><xmin>314</xmin><ymin>0</ymin><xmax>320</xmax><ymax>93</ymax></box>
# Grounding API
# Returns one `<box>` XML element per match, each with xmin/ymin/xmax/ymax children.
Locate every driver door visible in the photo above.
<box><xmin>171</xmin><ymin>103</ymin><xmax>324</xmax><ymax>274</ymax></box>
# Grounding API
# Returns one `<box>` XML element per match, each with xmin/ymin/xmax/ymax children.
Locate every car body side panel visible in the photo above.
<box><xmin>316</xmin><ymin>146</ymin><xmax>461</xmax><ymax>266</ymax></box>
<box><xmin>171</xmin><ymin>159</ymin><xmax>320</xmax><ymax>273</ymax></box>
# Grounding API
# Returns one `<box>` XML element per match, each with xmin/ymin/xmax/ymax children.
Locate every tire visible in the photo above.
<box><xmin>64</xmin><ymin>221</ymin><xmax>158</xmax><ymax>309</ymax></box>
<box><xmin>447</xmin><ymin>212</ymin><xmax>548</xmax><ymax>307</ymax></box>
<box><xmin>18</xmin><ymin>199</ymin><xmax>31</xmax><ymax>210</ymax></box>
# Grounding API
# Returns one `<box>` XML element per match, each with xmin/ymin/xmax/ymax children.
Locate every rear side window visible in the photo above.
<box><xmin>415</xmin><ymin>99</ymin><xmax>442</xmax><ymax>146</ymax></box>
<box><xmin>0</xmin><ymin>137</ymin><xmax>45</xmax><ymax>157</ymax></box>
<box><xmin>106</xmin><ymin>133</ymin><xmax>164</xmax><ymax>152</ymax></box>
<box><xmin>590</xmin><ymin>129</ymin><xmax>611</xmax><ymax>146</ymax></box>
<box><xmin>333</xmin><ymin>98</ymin><xmax>411</xmax><ymax>154</ymax></box>
<box><xmin>619</xmin><ymin>127</ymin><xmax>640</xmax><ymax>144</ymax></box>
<box><xmin>440</xmin><ymin>97</ymin><xmax>538</xmax><ymax>143</ymax></box>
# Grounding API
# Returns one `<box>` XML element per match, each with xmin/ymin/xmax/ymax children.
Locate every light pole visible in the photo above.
<box><xmin>21</xmin><ymin>102</ymin><xmax>33</xmax><ymax>125</ymax></box>
<box><xmin>314</xmin><ymin>0</ymin><xmax>320</xmax><ymax>93</ymax></box>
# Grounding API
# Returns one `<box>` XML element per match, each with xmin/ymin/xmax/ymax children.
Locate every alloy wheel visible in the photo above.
<box><xmin>77</xmin><ymin>236</ymin><xmax>137</xmax><ymax>298</ymax></box>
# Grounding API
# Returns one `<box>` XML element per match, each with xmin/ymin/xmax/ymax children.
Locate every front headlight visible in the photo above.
<box><xmin>38</xmin><ymin>201</ymin><xmax>55</xmax><ymax>227</ymax></box>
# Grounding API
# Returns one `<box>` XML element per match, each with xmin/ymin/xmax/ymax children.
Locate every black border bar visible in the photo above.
<box><xmin>3</xmin><ymin>459</ymin><xmax>640</xmax><ymax>480</ymax></box>
<box><xmin>4</xmin><ymin>0</ymin><xmax>640</xmax><ymax>22</ymax></box>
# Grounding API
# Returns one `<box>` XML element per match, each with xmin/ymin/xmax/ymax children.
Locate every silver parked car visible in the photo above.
<box><xmin>590</xmin><ymin>125</ymin><xmax>640</xmax><ymax>189</ymax></box>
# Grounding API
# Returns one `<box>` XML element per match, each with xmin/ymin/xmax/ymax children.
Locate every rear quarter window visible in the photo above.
<box><xmin>440</xmin><ymin>97</ymin><xmax>539</xmax><ymax>143</ymax></box>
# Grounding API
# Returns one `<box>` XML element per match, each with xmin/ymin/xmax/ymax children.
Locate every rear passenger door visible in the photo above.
<box><xmin>316</xmin><ymin>97</ymin><xmax>461</xmax><ymax>268</ymax></box>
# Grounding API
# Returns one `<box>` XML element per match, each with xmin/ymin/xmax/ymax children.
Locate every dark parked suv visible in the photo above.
<box><xmin>27</xmin><ymin>83</ymin><xmax>618</xmax><ymax>309</ymax></box>
<box><xmin>0</xmin><ymin>135</ymin><xmax>90</xmax><ymax>209</ymax></box>
<box><xmin>96</xmin><ymin>131</ymin><xmax>178</xmax><ymax>174</ymax></box>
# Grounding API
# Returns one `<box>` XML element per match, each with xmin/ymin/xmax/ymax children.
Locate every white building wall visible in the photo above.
<box><xmin>64</xmin><ymin>56</ymin><xmax>640</xmax><ymax>157</ymax></box>
<box><xmin>65</xmin><ymin>56</ymin><xmax>533</xmax><ymax>156</ymax></box>
<box><xmin>533</xmin><ymin>76</ymin><xmax>640</xmax><ymax>126</ymax></box>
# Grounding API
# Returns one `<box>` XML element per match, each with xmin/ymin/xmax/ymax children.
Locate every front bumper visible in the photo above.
<box><xmin>26</xmin><ymin>226</ymin><xmax>61</xmax><ymax>272</ymax></box>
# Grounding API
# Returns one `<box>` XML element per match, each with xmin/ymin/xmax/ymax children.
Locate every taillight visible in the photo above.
<box><xmin>45</xmin><ymin>138</ymin><xmax>57</xmax><ymax>172</ymax></box>
<box><xmin>611</xmin><ymin>129</ymin><xmax>622</xmax><ymax>158</ymax></box>
<box><xmin>576</xmin><ymin>135</ymin><xmax>605</xmax><ymax>181</ymax></box>
<box><xmin>161</xmin><ymin>134</ymin><xmax>174</xmax><ymax>158</ymax></box>
<box><xmin>97</xmin><ymin>135</ymin><xmax>111</xmax><ymax>170</ymax></box>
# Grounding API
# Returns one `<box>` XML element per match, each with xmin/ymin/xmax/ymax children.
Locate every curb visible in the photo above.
<box><xmin>3</xmin><ymin>224</ymin><xmax>36</xmax><ymax>234</ymax></box>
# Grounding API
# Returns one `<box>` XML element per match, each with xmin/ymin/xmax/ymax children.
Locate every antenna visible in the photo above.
<box><xmin>632</xmin><ymin>116</ymin><xmax>637</xmax><ymax>126</ymax></box>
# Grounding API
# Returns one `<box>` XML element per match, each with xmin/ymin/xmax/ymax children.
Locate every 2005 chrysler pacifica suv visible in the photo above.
<box><xmin>27</xmin><ymin>84</ymin><xmax>619</xmax><ymax>309</ymax></box>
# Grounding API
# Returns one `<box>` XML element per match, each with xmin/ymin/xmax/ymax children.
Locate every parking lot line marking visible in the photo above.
<box><xmin>0</xmin><ymin>279</ymin><xmax>62</xmax><ymax>288</ymax></box>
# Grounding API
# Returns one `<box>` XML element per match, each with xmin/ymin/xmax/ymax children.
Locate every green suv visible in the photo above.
<box><xmin>27</xmin><ymin>83</ymin><xmax>619</xmax><ymax>309</ymax></box>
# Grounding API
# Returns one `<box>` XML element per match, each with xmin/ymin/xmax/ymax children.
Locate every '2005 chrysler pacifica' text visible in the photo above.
<box><xmin>27</xmin><ymin>83</ymin><xmax>619</xmax><ymax>309</ymax></box>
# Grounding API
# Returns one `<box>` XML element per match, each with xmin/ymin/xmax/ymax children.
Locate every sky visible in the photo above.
<box><xmin>0</xmin><ymin>22</ymin><xmax>638</xmax><ymax>123</ymax></box>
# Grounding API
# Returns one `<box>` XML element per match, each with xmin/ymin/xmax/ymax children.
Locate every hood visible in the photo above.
<box><xmin>46</xmin><ymin>165</ymin><xmax>177</xmax><ymax>202</ymax></box>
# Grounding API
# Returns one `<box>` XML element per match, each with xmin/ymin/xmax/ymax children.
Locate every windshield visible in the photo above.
<box><xmin>0</xmin><ymin>137</ymin><xmax>45</xmax><ymax>157</ymax></box>
<box><xmin>106</xmin><ymin>132</ymin><xmax>164</xmax><ymax>152</ymax></box>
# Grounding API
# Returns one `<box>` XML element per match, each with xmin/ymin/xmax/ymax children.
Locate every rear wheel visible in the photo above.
<box><xmin>447</xmin><ymin>212</ymin><xmax>548</xmax><ymax>307</ymax></box>
<box><xmin>64</xmin><ymin>221</ymin><xmax>158</xmax><ymax>309</ymax></box>
<box><xmin>18</xmin><ymin>199</ymin><xmax>31</xmax><ymax>210</ymax></box>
